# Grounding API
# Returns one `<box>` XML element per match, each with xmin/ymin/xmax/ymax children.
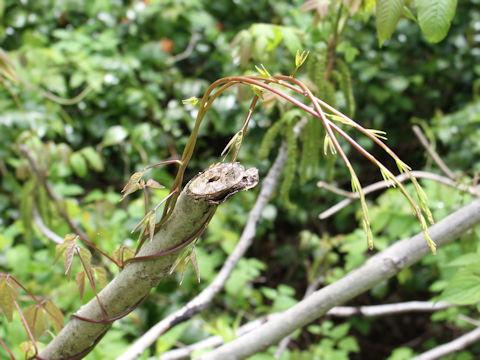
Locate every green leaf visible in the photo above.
<box><xmin>330</xmin><ymin>323</ymin><xmax>351</xmax><ymax>340</ymax></box>
<box><xmin>80</xmin><ymin>147</ymin><xmax>104</xmax><ymax>172</ymax></box>
<box><xmin>70</xmin><ymin>152</ymin><xmax>88</xmax><ymax>177</ymax></box>
<box><xmin>416</xmin><ymin>0</ymin><xmax>457</xmax><ymax>43</ymax></box>
<box><xmin>102</xmin><ymin>125</ymin><xmax>128</xmax><ymax>147</ymax></box>
<box><xmin>438</xmin><ymin>264</ymin><xmax>480</xmax><ymax>305</ymax></box>
<box><xmin>376</xmin><ymin>0</ymin><xmax>406</xmax><ymax>47</ymax></box>
<box><xmin>0</xmin><ymin>277</ymin><xmax>18</xmax><ymax>321</ymax></box>
<box><xmin>24</xmin><ymin>305</ymin><xmax>47</xmax><ymax>339</ymax></box>
<box><xmin>44</xmin><ymin>300</ymin><xmax>64</xmax><ymax>333</ymax></box>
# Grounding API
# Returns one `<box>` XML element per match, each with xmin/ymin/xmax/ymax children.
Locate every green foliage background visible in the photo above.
<box><xmin>1</xmin><ymin>0</ymin><xmax>480</xmax><ymax>359</ymax></box>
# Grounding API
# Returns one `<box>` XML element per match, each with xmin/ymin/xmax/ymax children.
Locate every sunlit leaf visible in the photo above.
<box><xmin>148</xmin><ymin>210</ymin><xmax>156</xmax><ymax>243</ymax></box>
<box><xmin>190</xmin><ymin>250</ymin><xmax>200</xmax><ymax>283</ymax></box>
<box><xmin>255</xmin><ymin>64</ymin><xmax>271</xmax><ymax>78</ymax></box>
<box><xmin>80</xmin><ymin>146</ymin><xmax>104</xmax><ymax>172</ymax></box>
<box><xmin>77</xmin><ymin>247</ymin><xmax>93</xmax><ymax>282</ymax></box>
<box><xmin>44</xmin><ymin>300</ymin><xmax>64</xmax><ymax>333</ymax></box>
<box><xmin>182</xmin><ymin>96</ymin><xmax>200</xmax><ymax>106</ymax></box>
<box><xmin>24</xmin><ymin>305</ymin><xmax>47</xmax><ymax>339</ymax></box>
<box><xmin>63</xmin><ymin>237</ymin><xmax>77</xmax><ymax>280</ymax></box>
<box><xmin>0</xmin><ymin>277</ymin><xmax>18</xmax><ymax>321</ymax></box>
<box><xmin>416</xmin><ymin>0</ymin><xmax>457</xmax><ymax>43</ymax></box>
<box><xmin>93</xmin><ymin>266</ymin><xmax>107</xmax><ymax>289</ymax></box>
<box><xmin>376</xmin><ymin>0</ymin><xmax>406</xmax><ymax>47</ymax></box>
<box><xmin>70</xmin><ymin>152</ymin><xmax>88</xmax><ymax>178</ymax></box>
<box><xmin>102</xmin><ymin>125</ymin><xmax>128</xmax><ymax>147</ymax></box>
<box><xmin>121</xmin><ymin>171</ymin><xmax>145</xmax><ymax>201</ymax></box>
<box><xmin>19</xmin><ymin>341</ymin><xmax>36</xmax><ymax>360</ymax></box>
<box><xmin>146</xmin><ymin>179</ymin><xmax>165</xmax><ymax>189</ymax></box>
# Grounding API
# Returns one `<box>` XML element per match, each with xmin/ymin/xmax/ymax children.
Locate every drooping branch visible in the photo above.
<box><xmin>37</xmin><ymin>163</ymin><xmax>258</xmax><ymax>360</ymax></box>
<box><xmin>197</xmin><ymin>199</ymin><xmax>480</xmax><ymax>360</ymax></box>
<box><xmin>118</xmin><ymin>143</ymin><xmax>288</xmax><ymax>360</ymax></box>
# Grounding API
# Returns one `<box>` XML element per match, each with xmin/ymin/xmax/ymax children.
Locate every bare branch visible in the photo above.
<box><xmin>319</xmin><ymin>170</ymin><xmax>480</xmax><ymax>219</ymax></box>
<box><xmin>32</xmin><ymin>207</ymin><xmax>63</xmax><ymax>244</ymax></box>
<box><xmin>327</xmin><ymin>301</ymin><xmax>453</xmax><ymax>317</ymax></box>
<box><xmin>412</xmin><ymin>327</ymin><xmax>480</xmax><ymax>360</ymax></box>
<box><xmin>170</xmin><ymin>33</ymin><xmax>201</xmax><ymax>63</ymax></box>
<box><xmin>117</xmin><ymin>144</ymin><xmax>288</xmax><ymax>360</ymax></box>
<box><xmin>412</xmin><ymin>125</ymin><xmax>457</xmax><ymax>181</ymax></box>
<box><xmin>316</xmin><ymin>181</ymin><xmax>355</xmax><ymax>198</ymax></box>
<box><xmin>196</xmin><ymin>199</ymin><xmax>480</xmax><ymax>360</ymax></box>
<box><xmin>160</xmin><ymin>301</ymin><xmax>453</xmax><ymax>360</ymax></box>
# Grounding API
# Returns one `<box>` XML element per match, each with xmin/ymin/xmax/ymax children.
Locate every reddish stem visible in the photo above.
<box><xmin>14</xmin><ymin>301</ymin><xmax>38</xmax><ymax>355</ymax></box>
<box><xmin>0</xmin><ymin>337</ymin><xmax>15</xmax><ymax>360</ymax></box>
<box><xmin>0</xmin><ymin>274</ymin><xmax>63</xmax><ymax>330</ymax></box>
<box><xmin>74</xmin><ymin>248</ymin><xmax>108</xmax><ymax>320</ymax></box>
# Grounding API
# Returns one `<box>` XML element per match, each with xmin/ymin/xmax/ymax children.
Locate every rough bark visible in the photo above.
<box><xmin>37</xmin><ymin>162</ymin><xmax>258</xmax><ymax>360</ymax></box>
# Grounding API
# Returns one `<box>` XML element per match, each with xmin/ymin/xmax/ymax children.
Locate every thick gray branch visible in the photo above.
<box><xmin>199</xmin><ymin>199</ymin><xmax>480</xmax><ymax>360</ymax></box>
<box><xmin>38</xmin><ymin>163</ymin><xmax>258</xmax><ymax>360</ymax></box>
<box><xmin>160</xmin><ymin>301</ymin><xmax>452</xmax><ymax>360</ymax></box>
<box><xmin>118</xmin><ymin>144</ymin><xmax>287</xmax><ymax>360</ymax></box>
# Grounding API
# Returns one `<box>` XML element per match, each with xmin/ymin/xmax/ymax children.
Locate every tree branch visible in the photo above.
<box><xmin>118</xmin><ymin>144</ymin><xmax>288</xmax><ymax>360</ymax></box>
<box><xmin>412</xmin><ymin>326</ymin><xmax>480</xmax><ymax>360</ymax></box>
<box><xmin>318</xmin><ymin>170</ymin><xmax>480</xmax><ymax>219</ymax></box>
<box><xmin>32</xmin><ymin>207</ymin><xmax>63</xmax><ymax>244</ymax></box>
<box><xmin>37</xmin><ymin>163</ymin><xmax>258</xmax><ymax>360</ymax></box>
<box><xmin>159</xmin><ymin>301</ymin><xmax>453</xmax><ymax>360</ymax></box>
<box><xmin>197</xmin><ymin>199</ymin><xmax>480</xmax><ymax>360</ymax></box>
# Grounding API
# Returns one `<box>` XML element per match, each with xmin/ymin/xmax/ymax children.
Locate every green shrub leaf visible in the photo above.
<box><xmin>376</xmin><ymin>0</ymin><xmax>406</xmax><ymax>47</ymax></box>
<box><xmin>416</xmin><ymin>0</ymin><xmax>457</xmax><ymax>43</ymax></box>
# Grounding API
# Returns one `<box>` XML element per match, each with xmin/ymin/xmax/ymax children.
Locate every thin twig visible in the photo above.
<box><xmin>32</xmin><ymin>207</ymin><xmax>63</xmax><ymax>244</ymax></box>
<box><xmin>318</xmin><ymin>170</ymin><xmax>480</xmax><ymax>220</ymax></box>
<box><xmin>457</xmin><ymin>314</ymin><xmax>480</xmax><ymax>328</ymax></box>
<box><xmin>118</xmin><ymin>142</ymin><xmax>289</xmax><ymax>360</ymax></box>
<box><xmin>317</xmin><ymin>181</ymin><xmax>355</xmax><ymax>198</ymax></box>
<box><xmin>170</xmin><ymin>33</ymin><xmax>200</xmax><ymax>63</ymax></box>
<box><xmin>412</xmin><ymin>125</ymin><xmax>457</xmax><ymax>181</ymax></box>
<box><xmin>412</xmin><ymin>326</ymin><xmax>480</xmax><ymax>360</ymax></box>
<box><xmin>274</xmin><ymin>273</ymin><xmax>325</xmax><ymax>358</ymax></box>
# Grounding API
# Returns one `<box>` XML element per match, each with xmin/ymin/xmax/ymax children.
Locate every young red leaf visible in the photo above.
<box><xmin>190</xmin><ymin>250</ymin><xmax>201</xmax><ymax>283</ymax></box>
<box><xmin>93</xmin><ymin>266</ymin><xmax>107</xmax><ymax>289</ymax></box>
<box><xmin>63</xmin><ymin>240</ymin><xmax>77</xmax><ymax>280</ymax></box>
<box><xmin>146</xmin><ymin>178</ymin><xmax>165</xmax><ymax>189</ymax></box>
<box><xmin>0</xmin><ymin>277</ymin><xmax>17</xmax><ymax>322</ymax></box>
<box><xmin>148</xmin><ymin>210</ymin><xmax>156</xmax><ymax>242</ymax></box>
<box><xmin>121</xmin><ymin>171</ymin><xmax>145</xmax><ymax>200</ymax></box>
<box><xmin>24</xmin><ymin>305</ymin><xmax>47</xmax><ymax>340</ymax></box>
<box><xmin>77</xmin><ymin>247</ymin><xmax>94</xmax><ymax>284</ymax></box>
<box><xmin>75</xmin><ymin>271</ymin><xmax>85</xmax><ymax>300</ymax></box>
<box><xmin>44</xmin><ymin>300</ymin><xmax>64</xmax><ymax>333</ymax></box>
